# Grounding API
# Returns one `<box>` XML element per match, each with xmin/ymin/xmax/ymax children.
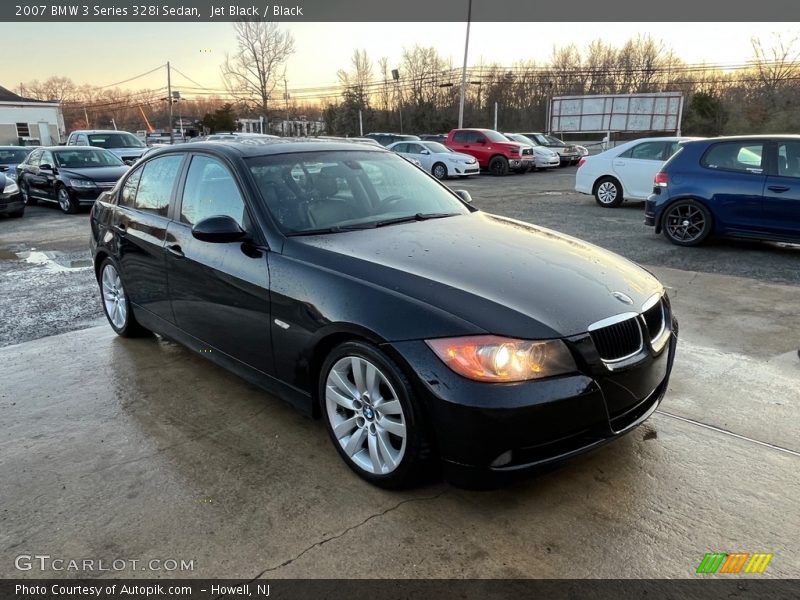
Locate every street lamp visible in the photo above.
<box><xmin>392</xmin><ymin>68</ymin><xmax>403</xmax><ymax>134</ymax></box>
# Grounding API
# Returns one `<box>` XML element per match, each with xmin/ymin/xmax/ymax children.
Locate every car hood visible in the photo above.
<box><xmin>445</xmin><ymin>152</ymin><xmax>477</xmax><ymax>162</ymax></box>
<box><xmin>60</xmin><ymin>166</ymin><xmax>129</xmax><ymax>182</ymax></box>
<box><xmin>285</xmin><ymin>212</ymin><xmax>663</xmax><ymax>340</ymax></box>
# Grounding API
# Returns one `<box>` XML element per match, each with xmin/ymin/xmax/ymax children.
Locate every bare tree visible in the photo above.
<box><xmin>221</xmin><ymin>20</ymin><xmax>295</xmax><ymax>124</ymax></box>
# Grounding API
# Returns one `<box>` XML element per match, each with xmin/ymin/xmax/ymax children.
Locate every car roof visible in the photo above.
<box><xmin>681</xmin><ymin>134</ymin><xmax>800</xmax><ymax>145</ymax></box>
<box><xmin>145</xmin><ymin>137</ymin><xmax>389</xmax><ymax>158</ymax></box>
<box><xmin>43</xmin><ymin>145</ymin><xmax>111</xmax><ymax>151</ymax></box>
<box><xmin>0</xmin><ymin>145</ymin><xmax>32</xmax><ymax>150</ymax></box>
<box><xmin>70</xmin><ymin>130</ymin><xmax>133</xmax><ymax>135</ymax></box>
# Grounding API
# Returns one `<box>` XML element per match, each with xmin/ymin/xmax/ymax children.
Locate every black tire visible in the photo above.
<box><xmin>319</xmin><ymin>340</ymin><xmax>434</xmax><ymax>489</ymax></box>
<box><xmin>489</xmin><ymin>156</ymin><xmax>509</xmax><ymax>176</ymax></box>
<box><xmin>431</xmin><ymin>162</ymin><xmax>448</xmax><ymax>180</ymax></box>
<box><xmin>57</xmin><ymin>185</ymin><xmax>78</xmax><ymax>214</ymax></box>
<box><xmin>662</xmin><ymin>199</ymin><xmax>713</xmax><ymax>247</ymax></box>
<box><xmin>8</xmin><ymin>207</ymin><xmax>24</xmax><ymax>218</ymax></box>
<box><xmin>21</xmin><ymin>181</ymin><xmax>36</xmax><ymax>205</ymax></box>
<box><xmin>594</xmin><ymin>176</ymin><xmax>624</xmax><ymax>208</ymax></box>
<box><xmin>98</xmin><ymin>257</ymin><xmax>150</xmax><ymax>337</ymax></box>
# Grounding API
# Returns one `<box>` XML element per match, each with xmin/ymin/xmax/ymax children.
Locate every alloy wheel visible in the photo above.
<box><xmin>665</xmin><ymin>203</ymin><xmax>707</xmax><ymax>243</ymax></box>
<box><xmin>432</xmin><ymin>164</ymin><xmax>447</xmax><ymax>180</ymax></box>
<box><xmin>58</xmin><ymin>188</ymin><xmax>72</xmax><ymax>213</ymax></box>
<box><xmin>101</xmin><ymin>264</ymin><xmax>128</xmax><ymax>330</ymax></box>
<box><xmin>325</xmin><ymin>356</ymin><xmax>407</xmax><ymax>475</ymax></box>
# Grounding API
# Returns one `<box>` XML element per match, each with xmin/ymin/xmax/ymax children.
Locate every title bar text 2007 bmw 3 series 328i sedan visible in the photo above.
<box><xmin>90</xmin><ymin>138</ymin><xmax>677</xmax><ymax>488</ymax></box>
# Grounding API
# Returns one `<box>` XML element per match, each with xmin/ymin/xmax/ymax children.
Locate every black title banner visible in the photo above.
<box><xmin>3</xmin><ymin>0</ymin><xmax>800</xmax><ymax>22</ymax></box>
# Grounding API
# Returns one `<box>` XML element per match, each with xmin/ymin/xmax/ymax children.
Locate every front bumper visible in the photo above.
<box><xmin>0</xmin><ymin>191</ymin><xmax>24</xmax><ymax>214</ymax></box>
<box><xmin>535</xmin><ymin>156</ymin><xmax>561</xmax><ymax>168</ymax></box>
<box><xmin>452</xmin><ymin>163</ymin><xmax>480</xmax><ymax>175</ymax></box>
<box><xmin>387</xmin><ymin>317</ymin><xmax>678</xmax><ymax>484</ymax></box>
<box><xmin>509</xmin><ymin>158</ymin><xmax>533</xmax><ymax>169</ymax></box>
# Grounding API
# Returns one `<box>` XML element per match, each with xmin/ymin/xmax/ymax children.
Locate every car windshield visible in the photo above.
<box><xmin>483</xmin><ymin>130</ymin><xmax>509</xmax><ymax>143</ymax></box>
<box><xmin>54</xmin><ymin>149</ymin><xmax>125</xmax><ymax>168</ymax></box>
<box><xmin>421</xmin><ymin>142</ymin><xmax>451</xmax><ymax>154</ymax></box>
<box><xmin>546</xmin><ymin>135</ymin><xmax>566</xmax><ymax>145</ymax></box>
<box><xmin>247</xmin><ymin>150</ymin><xmax>470</xmax><ymax>235</ymax></box>
<box><xmin>523</xmin><ymin>134</ymin><xmax>549</xmax><ymax>145</ymax></box>
<box><xmin>0</xmin><ymin>149</ymin><xmax>30</xmax><ymax>163</ymax></box>
<box><xmin>506</xmin><ymin>134</ymin><xmax>529</xmax><ymax>144</ymax></box>
<box><xmin>87</xmin><ymin>133</ymin><xmax>145</xmax><ymax>149</ymax></box>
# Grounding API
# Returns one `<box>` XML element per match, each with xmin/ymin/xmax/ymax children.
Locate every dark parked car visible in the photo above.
<box><xmin>90</xmin><ymin>139</ymin><xmax>677</xmax><ymax>488</ymax></box>
<box><xmin>419</xmin><ymin>134</ymin><xmax>448</xmax><ymax>144</ymax></box>
<box><xmin>363</xmin><ymin>132</ymin><xmax>421</xmax><ymax>147</ymax></box>
<box><xmin>66</xmin><ymin>129</ymin><xmax>148</xmax><ymax>164</ymax></box>
<box><xmin>645</xmin><ymin>135</ymin><xmax>800</xmax><ymax>246</ymax></box>
<box><xmin>18</xmin><ymin>147</ymin><xmax>129</xmax><ymax>214</ymax></box>
<box><xmin>0</xmin><ymin>145</ymin><xmax>34</xmax><ymax>179</ymax></box>
<box><xmin>0</xmin><ymin>171</ymin><xmax>24</xmax><ymax>217</ymax></box>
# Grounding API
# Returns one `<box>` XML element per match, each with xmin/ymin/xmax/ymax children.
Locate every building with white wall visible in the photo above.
<box><xmin>0</xmin><ymin>86</ymin><xmax>64</xmax><ymax>146</ymax></box>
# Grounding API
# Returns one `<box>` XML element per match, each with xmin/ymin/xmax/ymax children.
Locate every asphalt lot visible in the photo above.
<box><xmin>1</xmin><ymin>166</ymin><xmax>799</xmax><ymax>579</ymax></box>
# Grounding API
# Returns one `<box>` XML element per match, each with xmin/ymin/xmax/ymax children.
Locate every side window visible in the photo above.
<box><xmin>702</xmin><ymin>142</ymin><xmax>764</xmax><ymax>174</ymax></box>
<box><xmin>77</xmin><ymin>134</ymin><xmax>89</xmax><ymax>146</ymax></box>
<box><xmin>180</xmin><ymin>155</ymin><xmax>246</xmax><ymax>227</ymax></box>
<box><xmin>452</xmin><ymin>131</ymin><xmax>468</xmax><ymax>143</ymax></box>
<box><xmin>666</xmin><ymin>141</ymin><xmax>681</xmax><ymax>158</ymax></box>
<box><xmin>777</xmin><ymin>141</ymin><xmax>800</xmax><ymax>178</ymax></box>
<box><xmin>119</xmin><ymin>166</ymin><xmax>143</xmax><ymax>207</ymax></box>
<box><xmin>470</xmin><ymin>132</ymin><xmax>486</xmax><ymax>144</ymax></box>
<box><xmin>67</xmin><ymin>134</ymin><xmax>75</xmax><ymax>146</ymax></box>
<box><xmin>26</xmin><ymin>149</ymin><xmax>43</xmax><ymax>166</ymax></box>
<box><xmin>133</xmin><ymin>155</ymin><xmax>184</xmax><ymax>216</ymax></box>
<box><xmin>393</xmin><ymin>143</ymin><xmax>408</xmax><ymax>153</ymax></box>
<box><xmin>619</xmin><ymin>141</ymin><xmax>667</xmax><ymax>161</ymax></box>
<box><xmin>40</xmin><ymin>151</ymin><xmax>55</xmax><ymax>168</ymax></box>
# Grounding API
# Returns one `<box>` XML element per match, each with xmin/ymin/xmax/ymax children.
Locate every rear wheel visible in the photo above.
<box><xmin>320</xmin><ymin>341</ymin><xmax>433</xmax><ymax>489</ymax></box>
<box><xmin>99</xmin><ymin>258</ymin><xmax>150</xmax><ymax>337</ymax></box>
<box><xmin>594</xmin><ymin>177</ymin><xmax>623</xmax><ymax>208</ymax></box>
<box><xmin>431</xmin><ymin>162</ymin><xmax>448</xmax><ymax>180</ymax></box>
<box><xmin>57</xmin><ymin>186</ymin><xmax>78</xmax><ymax>214</ymax></box>
<box><xmin>489</xmin><ymin>156</ymin><xmax>509</xmax><ymax>176</ymax></box>
<box><xmin>662</xmin><ymin>200</ymin><xmax>712</xmax><ymax>246</ymax></box>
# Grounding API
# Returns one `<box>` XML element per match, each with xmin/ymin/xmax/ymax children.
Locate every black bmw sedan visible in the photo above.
<box><xmin>90</xmin><ymin>139</ymin><xmax>677</xmax><ymax>488</ymax></box>
<box><xmin>18</xmin><ymin>146</ymin><xmax>129</xmax><ymax>213</ymax></box>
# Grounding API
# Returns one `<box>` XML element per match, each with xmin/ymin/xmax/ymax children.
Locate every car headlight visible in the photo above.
<box><xmin>426</xmin><ymin>335</ymin><xmax>577</xmax><ymax>382</ymax></box>
<box><xmin>4</xmin><ymin>180</ymin><xmax>18</xmax><ymax>194</ymax></box>
<box><xmin>69</xmin><ymin>179</ymin><xmax>97</xmax><ymax>189</ymax></box>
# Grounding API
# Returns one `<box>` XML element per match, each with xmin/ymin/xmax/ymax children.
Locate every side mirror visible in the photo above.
<box><xmin>191</xmin><ymin>215</ymin><xmax>249</xmax><ymax>243</ymax></box>
<box><xmin>420</xmin><ymin>149</ymin><xmax>430</xmax><ymax>155</ymax></box>
<box><xmin>39</xmin><ymin>163</ymin><xmax>53</xmax><ymax>171</ymax></box>
<box><xmin>0</xmin><ymin>173</ymin><xmax>7</xmax><ymax>190</ymax></box>
<box><xmin>454</xmin><ymin>189</ymin><xmax>473</xmax><ymax>204</ymax></box>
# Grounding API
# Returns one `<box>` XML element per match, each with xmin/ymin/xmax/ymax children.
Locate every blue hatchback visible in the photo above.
<box><xmin>645</xmin><ymin>136</ymin><xmax>800</xmax><ymax>246</ymax></box>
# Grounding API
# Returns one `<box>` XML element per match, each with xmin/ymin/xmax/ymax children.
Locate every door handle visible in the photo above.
<box><xmin>113</xmin><ymin>223</ymin><xmax>126</xmax><ymax>234</ymax></box>
<box><xmin>166</xmin><ymin>244</ymin><xmax>184</xmax><ymax>258</ymax></box>
<box><xmin>767</xmin><ymin>185</ymin><xmax>790</xmax><ymax>193</ymax></box>
<box><xmin>613</xmin><ymin>161</ymin><xmax>625</xmax><ymax>166</ymax></box>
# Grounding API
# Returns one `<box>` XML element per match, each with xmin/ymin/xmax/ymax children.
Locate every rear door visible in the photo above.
<box><xmin>165</xmin><ymin>153</ymin><xmax>272</xmax><ymax>374</ymax></box>
<box><xmin>611</xmin><ymin>141</ymin><xmax>669</xmax><ymax>199</ymax></box>
<box><xmin>19</xmin><ymin>148</ymin><xmax>43</xmax><ymax>198</ymax></box>
<box><xmin>113</xmin><ymin>153</ymin><xmax>185</xmax><ymax>324</ymax></box>
<box><xmin>762</xmin><ymin>139</ymin><xmax>800</xmax><ymax>240</ymax></box>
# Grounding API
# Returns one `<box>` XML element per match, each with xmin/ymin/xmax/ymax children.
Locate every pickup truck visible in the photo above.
<box><xmin>445</xmin><ymin>128</ymin><xmax>532</xmax><ymax>175</ymax></box>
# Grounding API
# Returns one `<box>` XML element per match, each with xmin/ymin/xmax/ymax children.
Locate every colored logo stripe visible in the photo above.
<box><xmin>697</xmin><ymin>552</ymin><xmax>773</xmax><ymax>574</ymax></box>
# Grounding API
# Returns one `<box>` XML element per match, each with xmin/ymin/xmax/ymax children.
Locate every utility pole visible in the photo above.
<box><xmin>166</xmin><ymin>61</ymin><xmax>173</xmax><ymax>144</ymax></box>
<box><xmin>457</xmin><ymin>0</ymin><xmax>473</xmax><ymax>129</ymax></box>
<box><xmin>284</xmin><ymin>78</ymin><xmax>290</xmax><ymax>137</ymax></box>
<box><xmin>83</xmin><ymin>106</ymin><xmax>90</xmax><ymax>129</ymax></box>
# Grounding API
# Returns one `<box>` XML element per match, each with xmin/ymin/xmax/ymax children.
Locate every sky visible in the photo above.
<box><xmin>4</xmin><ymin>22</ymin><xmax>799</xmax><ymax>98</ymax></box>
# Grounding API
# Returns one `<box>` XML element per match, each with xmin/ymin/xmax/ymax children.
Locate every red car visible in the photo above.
<box><xmin>446</xmin><ymin>128</ymin><xmax>533</xmax><ymax>175</ymax></box>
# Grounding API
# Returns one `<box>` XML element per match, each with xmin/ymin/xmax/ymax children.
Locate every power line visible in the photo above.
<box><xmin>97</xmin><ymin>64</ymin><xmax>166</xmax><ymax>89</ymax></box>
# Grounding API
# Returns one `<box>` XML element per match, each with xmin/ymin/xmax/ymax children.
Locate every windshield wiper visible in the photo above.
<box><xmin>374</xmin><ymin>212</ymin><xmax>460</xmax><ymax>228</ymax></box>
<box><xmin>286</xmin><ymin>223</ymin><xmax>377</xmax><ymax>236</ymax></box>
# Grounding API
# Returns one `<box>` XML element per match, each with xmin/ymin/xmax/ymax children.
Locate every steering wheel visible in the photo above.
<box><xmin>378</xmin><ymin>195</ymin><xmax>406</xmax><ymax>210</ymax></box>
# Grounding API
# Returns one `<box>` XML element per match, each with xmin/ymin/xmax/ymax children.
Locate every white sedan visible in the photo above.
<box><xmin>387</xmin><ymin>140</ymin><xmax>479</xmax><ymax>179</ymax></box>
<box><xmin>575</xmin><ymin>136</ymin><xmax>695</xmax><ymax>207</ymax></box>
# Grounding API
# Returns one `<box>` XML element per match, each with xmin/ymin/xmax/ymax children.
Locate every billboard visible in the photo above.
<box><xmin>549</xmin><ymin>92</ymin><xmax>684</xmax><ymax>134</ymax></box>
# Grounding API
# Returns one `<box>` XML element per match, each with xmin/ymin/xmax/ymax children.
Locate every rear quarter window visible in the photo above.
<box><xmin>701</xmin><ymin>142</ymin><xmax>764</xmax><ymax>174</ymax></box>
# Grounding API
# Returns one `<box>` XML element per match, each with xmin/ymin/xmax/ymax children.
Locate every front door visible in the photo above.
<box><xmin>165</xmin><ymin>153</ymin><xmax>273</xmax><ymax>374</ymax></box>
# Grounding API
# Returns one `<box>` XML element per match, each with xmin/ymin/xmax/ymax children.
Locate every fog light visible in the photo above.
<box><xmin>490</xmin><ymin>450</ymin><xmax>513</xmax><ymax>468</ymax></box>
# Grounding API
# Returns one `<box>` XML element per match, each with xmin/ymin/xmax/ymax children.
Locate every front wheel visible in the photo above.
<box><xmin>320</xmin><ymin>341</ymin><xmax>433</xmax><ymax>489</ymax></box>
<box><xmin>21</xmin><ymin>181</ymin><xmax>36</xmax><ymax>205</ymax></box>
<box><xmin>8</xmin><ymin>207</ymin><xmax>24</xmax><ymax>218</ymax></box>
<box><xmin>57</xmin><ymin>186</ymin><xmax>78</xmax><ymax>214</ymax></box>
<box><xmin>99</xmin><ymin>258</ymin><xmax>150</xmax><ymax>337</ymax></box>
<box><xmin>489</xmin><ymin>156</ymin><xmax>509</xmax><ymax>176</ymax></box>
<box><xmin>431</xmin><ymin>162</ymin><xmax>448</xmax><ymax>180</ymax></box>
<box><xmin>662</xmin><ymin>200</ymin><xmax>713</xmax><ymax>246</ymax></box>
